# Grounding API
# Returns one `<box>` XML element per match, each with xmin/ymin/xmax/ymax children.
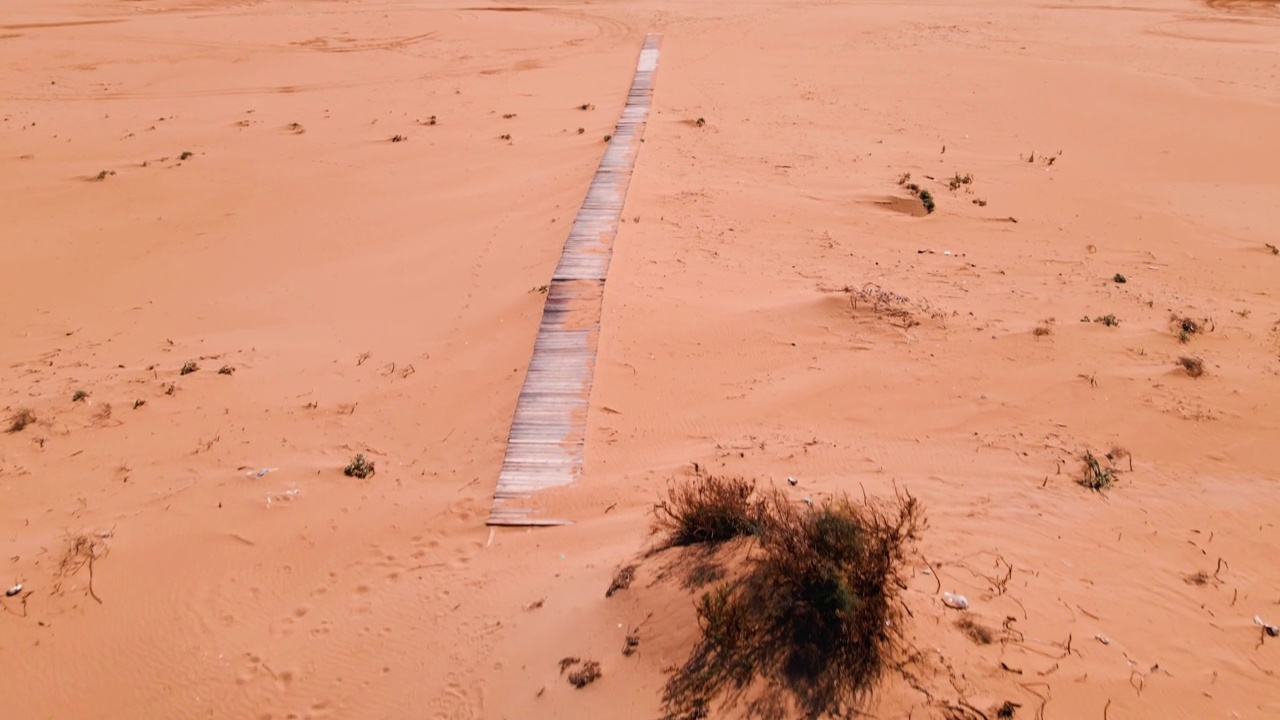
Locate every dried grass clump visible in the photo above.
<box><xmin>661</xmin><ymin>477</ymin><xmax>924</xmax><ymax>718</ymax></box>
<box><xmin>1080</xmin><ymin>451</ymin><xmax>1117</xmax><ymax>491</ymax></box>
<box><xmin>956</xmin><ymin>616</ymin><xmax>994</xmax><ymax>645</ymax></box>
<box><xmin>7</xmin><ymin>408</ymin><xmax>36</xmax><ymax>433</ymax></box>
<box><xmin>1178</xmin><ymin>356</ymin><xmax>1204</xmax><ymax>378</ymax></box>
<box><xmin>652</xmin><ymin>470</ymin><xmax>760</xmax><ymax>548</ymax></box>
<box><xmin>560</xmin><ymin>658</ymin><xmax>602</xmax><ymax>688</ymax></box>
<box><xmin>843</xmin><ymin>282</ymin><xmax>947</xmax><ymax>329</ymax></box>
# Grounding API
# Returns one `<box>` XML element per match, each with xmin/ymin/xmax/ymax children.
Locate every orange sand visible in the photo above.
<box><xmin>2</xmin><ymin>1</ymin><xmax>1278</xmax><ymax>718</ymax></box>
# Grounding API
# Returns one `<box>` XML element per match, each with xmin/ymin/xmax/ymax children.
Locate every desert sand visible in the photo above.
<box><xmin>2</xmin><ymin>0</ymin><xmax>1279</xmax><ymax>718</ymax></box>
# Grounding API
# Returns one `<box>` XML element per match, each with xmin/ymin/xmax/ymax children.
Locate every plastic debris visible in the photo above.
<box><xmin>942</xmin><ymin>592</ymin><xmax>969</xmax><ymax>610</ymax></box>
<box><xmin>4</xmin><ymin>583</ymin><xmax>21</xmax><ymax>597</ymax></box>
<box><xmin>787</xmin><ymin>476</ymin><xmax>798</xmax><ymax>486</ymax></box>
<box><xmin>247</xmin><ymin>467</ymin><xmax>278</xmax><ymax>478</ymax></box>
<box><xmin>1095</xmin><ymin>633</ymin><xmax>1111</xmax><ymax>645</ymax></box>
<box><xmin>1255</xmin><ymin>616</ymin><xmax>1280</xmax><ymax>638</ymax></box>
<box><xmin>265</xmin><ymin>488</ymin><xmax>299</xmax><ymax>508</ymax></box>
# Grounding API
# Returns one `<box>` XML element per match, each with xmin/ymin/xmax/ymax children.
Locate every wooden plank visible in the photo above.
<box><xmin>486</xmin><ymin>34</ymin><xmax>660</xmax><ymax>526</ymax></box>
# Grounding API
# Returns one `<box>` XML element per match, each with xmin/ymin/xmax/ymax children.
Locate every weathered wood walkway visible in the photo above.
<box><xmin>487</xmin><ymin>34</ymin><xmax>661</xmax><ymax>526</ymax></box>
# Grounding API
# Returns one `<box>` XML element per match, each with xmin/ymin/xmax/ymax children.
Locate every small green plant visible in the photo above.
<box><xmin>499</xmin><ymin>133</ymin><xmax>511</xmax><ymax>141</ymax></box>
<box><xmin>947</xmin><ymin>173</ymin><xmax>973</xmax><ymax>191</ymax></box>
<box><xmin>218</xmin><ymin>365</ymin><xmax>235</xmax><ymax>375</ymax></box>
<box><xmin>918</xmin><ymin>190</ymin><xmax>935</xmax><ymax>214</ymax></box>
<box><xmin>391</xmin><ymin>134</ymin><xmax>407</xmax><ymax>142</ymax></box>
<box><xmin>180</xmin><ymin>361</ymin><xmax>199</xmax><ymax>375</ymax></box>
<box><xmin>72</xmin><ymin>390</ymin><xmax>89</xmax><ymax>402</ymax></box>
<box><xmin>7</xmin><ymin>408</ymin><xmax>36</xmax><ymax>433</ymax></box>
<box><xmin>972</xmin><ymin>198</ymin><xmax>987</xmax><ymax>207</ymax></box>
<box><xmin>897</xmin><ymin>172</ymin><xmax>911</xmax><ymax>185</ymax></box>
<box><xmin>1113</xmin><ymin>273</ymin><xmax>1127</xmax><ymax>284</ymax></box>
<box><xmin>1174</xmin><ymin>315</ymin><xmax>1203</xmax><ymax>343</ymax></box>
<box><xmin>577</xmin><ymin>127</ymin><xmax>585</xmax><ymax>134</ymax></box>
<box><xmin>179</xmin><ymin>151</ymin><xmax>193</xmax><ymax>160</ymax></box>
<box><xmin>133</xmin><ymin>399</ymin><xmax>147</xmax><ymax>409</ymax></box>
<box><xmin>603</xmin><ymin>134</ymin><xmax>612</xmax><ymax>142</ymax></box>
<box><xmin>344</xmin><ymin>453</ymin><xmax>375</xmax><ymax>478</ymax></box>
<box><xmin>1178</xmin><ymin>356</ymin><xmax>1204</xmax><ymax>378</ymax></box>
<box><xmin>93</xmin><ymin>170</ymin><xmax>116</xmax><ymax>181</ymax></box>
<box><xmin>531</xmin><ymin>284</ymin><xmax>549</xmax><ymax>294</ymax></box>
<box><xmin>502</xmin><ymin>113</ymin><xmax>517</xmax><ymax>119</ymax></box>
<box><xmin>1093</xmin><ymin>314</ymin><xmax>1119</xmax><ymax>327</ymax></box>
<box><xmin>426</xmin><ymin>115</ymin><xmax>437</xmax><ymax>126</ymax></box>
<box><xmin>1033</xmin><ymin>324</ymin><xmax>1052</xmax><ymax>337</ymax></box>
<box><xmin>1080</xmin><ymin>451</ymin><xmax>1116</xmax><ymax>491</ymax></box>
<box><xmin>578</xmin><ymin>103</ymin><xmax>594</xmax><ymax>111</ymax></box>
<box><xmin>695</xmin><ymin>117</ymin><xmax>706</xmax><ymax>127</ymax></box>
<box><xmin>1265</xmin><ymin>243</ymin><xmax>1277</xmax><ymax>255</ymax></box>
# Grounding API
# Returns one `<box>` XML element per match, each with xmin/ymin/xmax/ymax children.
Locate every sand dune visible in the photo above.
<box><xmin>3</xmin><ymin>0</ymin><xmax>1278</xmax><ymax>718</ymax></box>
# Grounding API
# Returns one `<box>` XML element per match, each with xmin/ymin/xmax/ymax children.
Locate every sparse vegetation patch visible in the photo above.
<box><xmin>1080</xmin><ymin>451</ymin><xmax>1117</xmax><ymax>491</ymax></box>
<box><xmin>7</xmin><ymin>408</ymin><xmax>36</xmax><ymax>433</ymax></box>
<box><xmin>344</xmin><ymin>453</ymin><xmax>375</xmax><ymax>479</ymax></box>
<box><xmin>956</xmin><ymin>616</ymin><xmax>994</xmax><ymax>645</ymax></box>
<box><xmin>567</xmin><ymin>660</ymin><xmax>602</xmax><ymax>688</ymax></box>
<box><xmin>1173</xmin><ymin>315</ymin><xmax>1208</xmax><ymax>343</ymax></box>
<box><xmin>844</xmin><ymin>282</ymin><xmax>947</xmax><ymax>329</ymax></box>
<box><xmin>652</xmin><ymin>470</ymin><xmax>760</xmax><ymax>548</ymax></box>
<box><xmin>1178</xmin><ymin>356</ymin><xmax>1204</xmax><ymax>378</ymax></box>
<box><xmin>659</xmin><ymin>473</ymin><xmax>923</xmax><ymax>718</ymax></box>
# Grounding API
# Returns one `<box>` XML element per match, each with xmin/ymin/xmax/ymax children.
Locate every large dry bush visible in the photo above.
<box><xmin>659</xmin><ymin>477</ymin><xmax>924</xmax><ymax>719</ymax></box>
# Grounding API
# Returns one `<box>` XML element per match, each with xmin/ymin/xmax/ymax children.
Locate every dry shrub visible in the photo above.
<box><xmin>1080</xmin><ymin>451</ymin><xmax>1117</xmax><ymax>491</ymax></box>
<box><xmin>606</xmin><ymin>564</ymin><xmax>638</xmax><ymax>597</ymax></box>
<box><xmin>1172</xmin><ymin>315</ymin><xmax>1207</xmax><ymax>343</ymax></box>
<box><xmin>1184</xmin><ymin>571</ymin><xmax>1212</xmax><ymax>586</ymax></box>
<box><xmin>567</xmin><ymin>660</ymin><xmax>602</xmax><ymax>688</ymax></box>
<box><xmin>7</xmin><ymin>407</ymin><xmax>36</xmax><ymax>433</ymax></box>
<box><xmin>956</xmin><ymin>616</ymin><xmax>994</xmax><ymax>645</ymax></box>
<box><xmin>663</xmin><ymin>483</ymin><xmax>923</xmax><ymax>719</ymax></box>
<box><xmin>344</xmin><ymin>453</ymin><xmax>375</xmax><ymax>478</ymax></box>
<box><xmin>54</xmin><ymin>532</ymin><xmax>109</xmax><ymax>603</ymax></box>
<box><xmin>652</xmin><ymin>470</ymin><xmax>760</xmax><ymax>548</ymax></box>
<box><xmin>843</xmin><ymin>282</ymin><xmax>946</xmax><ymax>329</ymax></box>
<box><xmin>1178</xmin><ymin>356</ymin><xmax>1204</xmax><ymax>378</ymax></box>
<box><xmin>997</xmin><ymin>700</ymin><xmax>1020</xmax><ymax>718</ymax></box>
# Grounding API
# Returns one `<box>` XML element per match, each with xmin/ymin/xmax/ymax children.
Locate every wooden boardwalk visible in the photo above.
<box><xmin>487</xmin><ymin>34</ymin><xmax>661</xmax><ymax>526</ymax></box>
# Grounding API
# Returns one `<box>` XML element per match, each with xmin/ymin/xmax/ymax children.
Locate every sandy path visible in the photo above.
<box><xmin>3</xmin><ymin>0</ymin><xmax>1279</xmax><ymax>718</ymax></box>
